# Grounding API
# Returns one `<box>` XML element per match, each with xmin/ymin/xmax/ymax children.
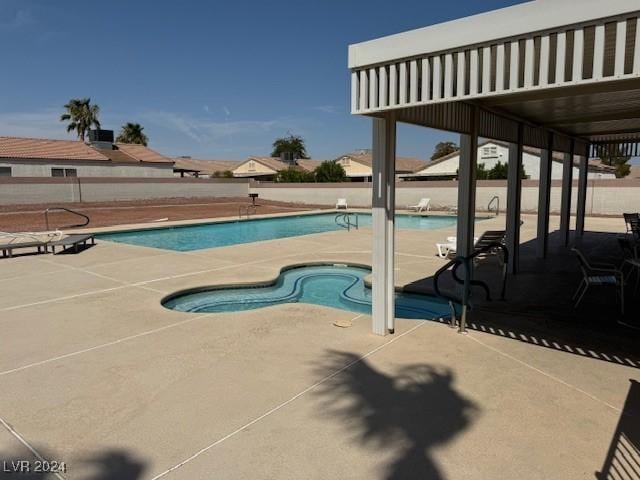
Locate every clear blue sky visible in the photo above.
<box><xmin>0</xmin><ymin>0</ymin><xmax>525</xmax><ymax>160</ymax></box>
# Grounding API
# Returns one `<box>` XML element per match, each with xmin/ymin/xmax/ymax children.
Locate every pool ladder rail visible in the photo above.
<box><xmin>433</xmin><ymin>242</ymin><xmax>508</xmax><ymax>333</ymax></box>
<box><xmin>44</xmin><ymin>206</ymin><xmax>90</xmax><ymax>230</ymax></box>
<box><xmin>488</xmin><ymin>195</ymin><xmax>500</xmax><ymax>216</ymax></box>
<box><xmin>238</xmin><ymin>204</ymin><xmax>257</xmax><ymax>219</ymax></box>
<box><xmin>335</xmin><ymin>212</ymin><xmax>359</xmax><ymax>231</ymax></box>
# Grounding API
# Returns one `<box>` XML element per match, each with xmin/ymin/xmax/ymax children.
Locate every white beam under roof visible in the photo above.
<box><xmin>349</xmin><ymin>0</ymin><xmax>640</xmax><ymax>69</ymax></box>
<box><xmin>349</xmin><ymin>0</ymin><xmax>640</xmax><ymax>150</ymax></box>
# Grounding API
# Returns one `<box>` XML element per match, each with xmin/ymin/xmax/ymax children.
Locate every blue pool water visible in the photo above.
<box><xmin>98</xmin><ymin>213</ymin><xmax>457</xmax><ymax>252</ymax></box>
<box><xmin>162</xmin><ymin>264</ymin><xmax>452</xmax><ymax>319</ymax></box>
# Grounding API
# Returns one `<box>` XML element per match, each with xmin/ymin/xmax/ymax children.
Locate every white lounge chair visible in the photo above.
<box><xmin>409</xmin><ymin>198</ymin><xmax>431</xmax><ymax>212</ymax></box>
<box><xmin>336</xmin><ymin>198</ymin><xmax>348</xmax><ymax>209</ymax></box>
<box><xmin>436</xmin><ymin>236</ymin><xmax>479</xmax><ymax>259</ymax></box>
<box><xmin>0</xmin><ymin>230</ymin><xmax>63</xmax><ymax>258</ymax></box>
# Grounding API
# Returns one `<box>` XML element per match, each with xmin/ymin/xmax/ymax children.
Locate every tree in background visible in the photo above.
<box><xmin>271</xmin><ymin>134</ymin><xmax>309</xmax><ymax>159</ymax></box>
<box><xmin>60</xmin><ymin>98</ymin><xmax>101</xmax><ymax>141</ymax></box>
<box><xmin>315</xmin><ymin>160</ymin><xmax>347</xmax><ymax>182</ymax></box>
<box><xmin>116</xmin><ymin>123</ymin><xmax>148</xmax><ymax>146</ymax></box>
<box><xmin>476</xmin><ymin>163</ymin><xmax>489</xmax><ymax>180</ymax></box>
<box><xmin>598</xmin><ymin>146</ymin><xmax>631</xmax><ymax>178</ymax></box>
<box><xmin>211</xmin><ymin>170</ymin><xmax>234</xmax><ymax>178</ymax></box>
<box><xmin>431</xmin><ymin>141</ymin><xmax>458</xmax><ymax>160</ymax></box>
<box><xmin>276</xmin><ymin>168</ymin><xmax>315</xmax><ymax>183</ymax></box>
<box><xmin>467</xmin><ymin>161</ymin><xmax>527</xmax><ymax>180</ymax></box>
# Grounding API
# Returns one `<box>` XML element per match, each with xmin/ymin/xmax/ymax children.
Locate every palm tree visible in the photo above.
<box><xmin>60</xmin><ymin>98</ymin><xmax>101</xmax><ymax>141</ymax></box>
<box><xmin>116</xmin><ymin>123</ymin><xmax>148</xmax><ymax>146</ymax></box>
<box><xmin>271</xmin><ymin>134</ymin><xmax>309</xmax><ymax>159</ymax></box>
<box><xmin>314</xmin><ymin>160</ymin><xmax>347</xmax><ymax>182</ymax></box>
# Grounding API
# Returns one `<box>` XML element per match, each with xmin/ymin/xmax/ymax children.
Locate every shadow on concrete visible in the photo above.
<box><xmin>0</xmin><ymin>448</ymin><xmax>146</xmax><ymax>479</ymax></box>
<box><xmin>314</xmin><ymin>351</ymin><xmax>478</xmax><ymax>479</ymax></box>
<box><xmin>596</xmin><ymin>379</ymin><xmax>640</xmax><ymax>479</ymax></box>
<box><xmin>404</xmin><ymin>229</ymin><xmax>640</xmax><ymax>368</ymax></box>
<box><xmin>79</xmin><ymin>449</ymin><xmax>146</xmax><ymax>480</ymax></box>
<box><xmin>54</xmin><ymin>242</ymin><xmax>96</xmax><ymax>256</ymax></box>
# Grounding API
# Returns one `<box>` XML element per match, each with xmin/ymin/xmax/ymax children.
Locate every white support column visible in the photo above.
<box><xmin>575</xmin><ymin>153</ymin><xmax>588</xmax><ymax>237</ymax></box>
<box><xmin>559</xmin><ymin>140</ymin><xmax>574</xmax><ymax>247</ymax></box>
<box><xmin>536</xmin><ymin>133</ymin><xmax>553</xmax><ymax>259</ymax></box>
<box><xmin>506</xmin><ymin>124</ymin><xmax>524</xmax><ymax>274</ymax></box>
<box><xmin>385</xmin><ymin>132</ymin><xmax>396</xmax><ymax>334</ymax></box>
<box><xmin>372</xmin><ymin>115</ymin><xmax>396</xmax><ymax>336</ymax></box>
<box><xmin>456</xmin><ymin>106</ymin><xmax>479</xmax><ymax>259</ymax></box>
<box><xmin>456</xmin><ymin>105</ymin><xmax>479</xmax><ymax>334</ymax></box>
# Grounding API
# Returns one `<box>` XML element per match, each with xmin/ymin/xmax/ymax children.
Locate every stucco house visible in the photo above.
<box><xmin>232</xmin><ymin>157</ymin><xmax>321</xmax><ymax>180</ymax></box>
<box><xmin>335</xmin><ymin>150</ymin><xmax>427</xmax><ymax>181</ymax></box>
<box><xmin>0</xmin><ymin>132</ymin><xmax>174</xmax><ymax>178</ymax></box>
<box><xmin>173</xmin><ymin>157</ymin><xmax>241</xmax><ymax>177</ymax></box>
<box><xmin>402</xmin><ymin>140</ymin><xmax>617</xmax><ymax>180</ymax></box>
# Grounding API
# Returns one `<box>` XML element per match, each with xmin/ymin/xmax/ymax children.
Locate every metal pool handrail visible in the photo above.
<box><xmin>238</xmin><ymin>205</ymin><xmax>257</xmax><ymax>219</ymax></box>
<box><xmin>433</xmin><ymin>242</ymin><xmax>508</xmax><ymax>333</ymax></box>
<box><xmin>488</xmin><ymin>195</ymin><xmax>500</xmax><ymax>216</ymax></box>
<box><xmin>44</xmin><ymin>207</ymin><xmax>90</xmax><ymax>230</ymax></box>
<box><xmin>335</xmin><ymin>212</ymin><xmax>359</xmax><ymax>231</ymax></box>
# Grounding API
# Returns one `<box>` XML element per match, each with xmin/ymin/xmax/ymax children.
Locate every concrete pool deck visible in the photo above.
<box><xmin>0</xmin><ymin>212</ymin><xmax>638</xmax><ymax>479</ymax></box>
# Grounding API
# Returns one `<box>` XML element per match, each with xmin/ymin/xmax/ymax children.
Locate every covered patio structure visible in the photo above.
<box><xmin>349</xmin><ymin>0</ymin><xmax>640</xmax><ymax>335</ymax></box>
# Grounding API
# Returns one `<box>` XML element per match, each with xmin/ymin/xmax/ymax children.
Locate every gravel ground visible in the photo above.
<box><xmin>0</xmin><ymin>197</ymin><xmax>329</xmax><ymax>232</ymax></box>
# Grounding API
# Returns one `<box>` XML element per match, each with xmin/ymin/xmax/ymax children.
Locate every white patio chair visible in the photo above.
<box><xmin>336</xmin><ymin>198</ymin><xmax>348</xmax><ymax>209</ymax></box>
<box><xmin>435</xmin><ymin>236</ymin><xmax>479</xmax><ymax>259</ymax></box>
<box><xmin>571</xmin><ymin>248</ymin><xmax>624</xmax><ymax>314</ymax></box>
<box><xmin>408</xmin><ymin>198</ymin><xmax>431</xmax><ymax>212</ymax></box>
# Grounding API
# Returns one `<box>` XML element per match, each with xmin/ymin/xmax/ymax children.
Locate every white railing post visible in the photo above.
<box><xmin>509</xmin><ymin>41</ymin><xmax>519</xmax><ymax>90</ymax></box>
<box><xmin>593</xmin><ymin>24</ymin><xmax>605</xmax><ymax>80</ymax></box>
<box><xmin>614</xmin><ymin>20</ymin><xmax>627</xmax><ymax>77</ymax></box>
<box><xmin>421</xmin><ymin>57</ymin><xmax>431</xmax><ymax>102</ymax></box>
<box><xmin>524</xmin><ymin>37</ymin><xmax>535</xmax><ymax>87</ymax></box>
<box><xmin>572</xmin><ymin>28</ymin><xmax>584</xmax><ymax>81</ymax></box>
<box><xmin>496</xmin><ymin>44</ymin><xmax>505</xmax><ymax>92</ymax></box>
<box><xmin>399</xmin><ymin>62</ymin><xmax>407</xmax><ymax>104</ymax></box>
<box><xmin>410</xmin><ymin>60</ymin><xmax>419</xmax><ymax>103</ymax></box>
<box><xmin>351</xmin><ymin>72</ymin><xmax>359</xmax><ymax>113</ymax></box>
<box><xmin>432</xmin><ymin>56</ymin><xmax>442</xmax><ymax>99</ymax></box>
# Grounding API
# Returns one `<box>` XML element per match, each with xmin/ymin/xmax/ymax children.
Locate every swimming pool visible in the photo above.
<box><xmin>98</xmin><ymin>212</ymin><xmax>458</xmax><ymax>251</ymax></box>
<box><xmin>162</xmin><ymin>264</ymin><xmax>452</xmax><ymax>319</ymax></box>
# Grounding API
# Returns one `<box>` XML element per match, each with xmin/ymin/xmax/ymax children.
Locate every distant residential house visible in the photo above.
<box><xmin>0</xmin><ymin>132</ymin><xmax>174</xmax><ymax>178</ymax></box>
<box><xmin>173</xmin><ymin>157</ymin><xmax>241</xmax><ymax>177</ymax></box>
<box><xmin>335</xmin><ymin>150</ymin><xmax>427</xmax><ymax>181</ymax></box>
<box><xmin>232</xmin><ymin>157</ymin><xmax>322</xmax><ymax>180</ymax></box>
<box><xmin>401</xmin><ymin>140</ymin><xmax>617</xmax><ymax>180</ymax></box>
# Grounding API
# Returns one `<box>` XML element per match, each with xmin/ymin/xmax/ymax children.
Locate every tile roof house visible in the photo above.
<box><xmin>232</xmin><ymin>156</ymin><xmax>323</xmax><ymax>179</ymax></box>
<box><xmin>402</xmin><ymin>140</ymin><xmax>617</xmax><ymax>180</ymax></box>
<box><xmin>0</xmin><ymin>133</ymin><xmax>174</xmax><ymax>178</ymax></box>
<box><xmin>173</xmin><ymin>157</ymin><xmax>242</xmax><ymax>177</ymax></box>
<box><xmin>335</xmin><ymin>150</ymin><xmax>427</xmax><ymax>181</ymax></box>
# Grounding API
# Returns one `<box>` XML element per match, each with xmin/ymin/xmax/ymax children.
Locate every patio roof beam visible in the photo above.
<box><xmin>350</xmin><ymin>8</ymin><xmax>640</xmax><ymax>120</ymax></box>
